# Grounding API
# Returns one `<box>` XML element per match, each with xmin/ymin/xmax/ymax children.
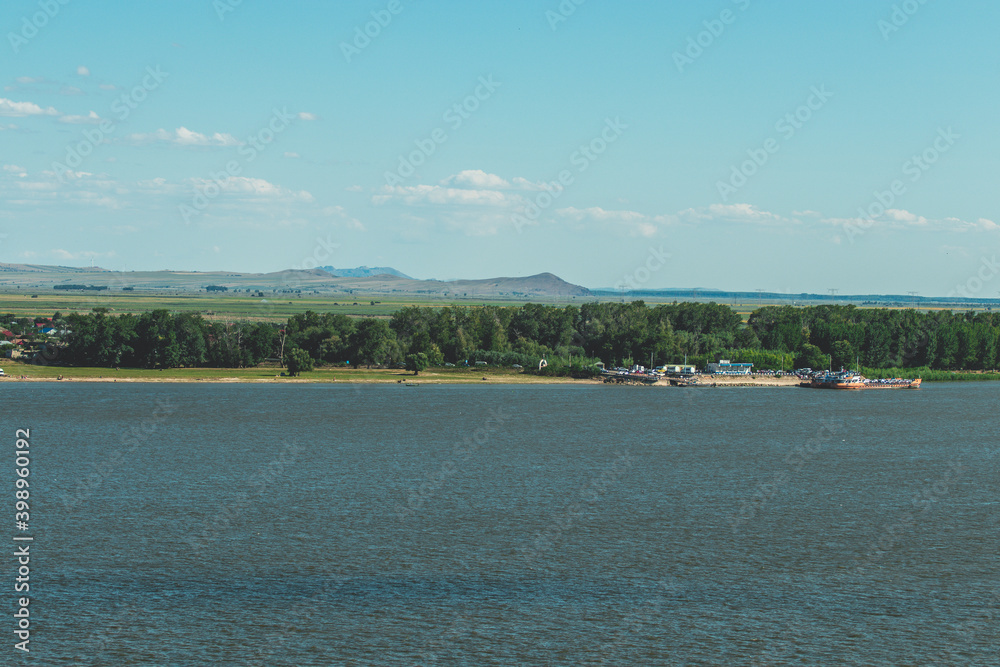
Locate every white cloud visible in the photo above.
<box><xmin>1</xmin><ymin>166</ymin><xmax>320</xmax><ymax>230</ymax></box>
<box><xmin>678</xmin><ymin>203</ymin><xmax>789</xmax><ymax>225</ymax></box>
<box><xmin>372</xmin><ymin>170</ymin><xmax>543</xmax><ymax>236</ymax></box>
<box><xmin>555</xmin><ymin>206</ymin><xmax>673</xmax><ymax>238</ymax></box>
<box><xmin>323</xmin><ymin>205</ymin><xmax>365</xmax><ymax>231</ymax></box>
<box><xmin>53</xmin><ymin>249</ymin><xmax>115</xmax><ymax>261</ymax></box>
<box><xmin>549</xmin><ymin>202</ymin><xmax>803</xmax><ymax>237</ymax></box>
<box><xmin>822</xmin><ymin>209</ymin><xmax>1000</xmax><ymax>233</ymax></box>
<box><xmin>884</xmin><ymin>209</ymin><xmax>929</xmax><ymax>226</ymax></box>
<box><xmin>375</xmin><ymin>170</ymin><xmax>666</xmax><ymax>236</ymax></box>
<box><xmin>132</xmin><ymin>175</ymin><xmax>315</xmax><ymax>208</ymax></box>
<box><xmin>0</xmin><ymin>98</ymin><xmax>59</xmax><ymax>117</ymax></box>
<box><xmin>77</xmin><ymin>66</ymin><xmax>90</xmax><ymax>77</ymax></box>
<box><xmin>345</xmin><ymin>185</ymin><xmax>363</xmax><ymax>192</ymax></box>
<box><xmin>374</xmin><ymin>184</ymin><xmax>521</xmax><ymax>208</ymax></box>
<box><xmin>99</xmin><ymin>83</ymin><xmax>118</xmax><ymax>91</ymax></box>
<box><xmin>297</xmin><ymin>112</ymin><xmax>318</xmax><ymax>121</ymax></box>
<box><xmin>3</xmin><ymin>164</ymin><xmax>27</xmax><ymax>178</ymax></box>
<box><xmin>15</xmin><ymin>77</ymin><xmax>42</xmax><ymax>85</ymax></box>
<box><xmin>941</xmin><ymin>216</ymin><xmax>1000</xmax><ymax>232</ymax></box>
<box><xmin>443</xmin><ymin>169</ymin><xmax>510</xmax><ymax>189</ymax></box>
<box><xmin>126</xmin><ymin>127</ymin><xmax>242</xmax><ymax>147</ymax></box>
<box><xmin>59</xmin><ymin>110</ymin><xmax>102</xmax><ymax>125</ymax></box>
<box><xmin>284</xmin><ymin>152</ymin><xmax>300</xmax><ymax>159</ymax></box>
<box><xmin>374</xmin><ymin>170</ymin><xmax>551</xmax><ymax>209</ymax></box>
<box><xmin>441</xmin><ymin>170</ymin><xmax>548</xmax><ymax>191</ymax></box>
<box><xmin>557</xmin><ymin>206</ymin><xmax>647</xmax><ymax>223</ymax></box>
<box><xmin>186</xmin><ymin>176</ymin><xmax>314</xmax><ymax>202</ymax></box>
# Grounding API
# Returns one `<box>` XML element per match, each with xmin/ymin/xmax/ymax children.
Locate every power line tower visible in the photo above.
<box><xmin>828</xmin><ymin>288</ymin><xmax>838</xmax><ymax>303</ymax></box>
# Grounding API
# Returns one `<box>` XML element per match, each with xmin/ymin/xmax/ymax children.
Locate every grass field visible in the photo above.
<box><xmin>0</xmin><ymin>289</ymin><xmax>993</xmax><ymax>325</ymax></box>
<box><xmin>0</xmin><ymin>360</ymin><xmax>583</xmax><ymax>384</ymax></box>
<box><xmin>0</xmin><ymin>291</ymin><xmax>557</xmax><ymax>322</ymax></box>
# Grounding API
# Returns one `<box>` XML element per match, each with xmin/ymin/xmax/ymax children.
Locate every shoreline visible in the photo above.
<box><xmin>0</xmin><ymin>372</ymin><xmax>815</xmax><ymax>387</ymax></box>
<box><xmin>1</xmin><ymin>363</ymin><xmax>991</xmax><ymax>386</ymax></box>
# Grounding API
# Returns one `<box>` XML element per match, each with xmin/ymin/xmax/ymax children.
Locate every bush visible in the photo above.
<box><xmin>405</xmin><ymin>352</ymin><xmax>429</xmax><ymax>375</ymax></box>
<box><xmin>284</xmin><ymin>348</ymin><xmax>314</xmax><ymax>376</ymax></box>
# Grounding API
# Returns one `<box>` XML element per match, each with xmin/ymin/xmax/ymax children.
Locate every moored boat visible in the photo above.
<box><xmin>804</xmin><ymin>370</ymin><xmax>921</xmax><ymax>390</ymax></box>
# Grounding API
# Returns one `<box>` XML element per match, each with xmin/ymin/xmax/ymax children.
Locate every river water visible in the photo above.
<box><xmin>7</xmin><ymin>382</ymin><xmax>998</xmax><ymax>664</ymax></box>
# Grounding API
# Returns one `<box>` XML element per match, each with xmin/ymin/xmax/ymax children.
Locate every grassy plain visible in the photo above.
<box><xmin>0</xmin><ymin>290</ymin><xmax>552</xmax><ymax>322</ymax></box>
<box><xmin>0</xmin><ymin>288</ymin><xmax>992</xmax><ymax>325</ymax></box>
<box><xmin>0</xmin><ymin>360</ymin><xmax>582</xmax><ymax>384</ymax></box>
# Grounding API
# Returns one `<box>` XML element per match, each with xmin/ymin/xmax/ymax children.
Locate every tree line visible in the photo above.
<box><xmin>39</xmin><ymin>302</ymin><xmax>1000</xmax><ymax>372</ymax></box>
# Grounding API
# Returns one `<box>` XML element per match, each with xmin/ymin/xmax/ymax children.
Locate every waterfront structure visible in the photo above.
<box><xmin>707</xmin><ymin>360</ymin><xmax>753</xmax><ymax>375</ymax></box>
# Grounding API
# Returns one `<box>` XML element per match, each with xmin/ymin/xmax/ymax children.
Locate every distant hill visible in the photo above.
<box><xmin>0</xmin><ymin>263</ymin><xmax>110</xmax><ymax>273</ymax></box>
<box><xmin>3</xmin><ymin>264</ymin><xmax>992</xmax><ymax>307</ymax></box>
<box><xmin>319</xmin><ymin>266</ymin><xmax>411</xmax><ymax>279</ymax></box>
<box><xmin>435</xmin><ymin>273</ymin><xmax>591</xmax><ymax>298</ymax></box>
<box><xmin>0</xmin><ymin>265</ymin><xmax>592</xmax><ymax>300</ymax></box>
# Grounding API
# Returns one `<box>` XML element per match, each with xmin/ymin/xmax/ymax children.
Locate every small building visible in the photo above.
<box><xmin>707</xmin><ymin>360</ymin><xmax>753</xmax><ymax>375</ymax></box>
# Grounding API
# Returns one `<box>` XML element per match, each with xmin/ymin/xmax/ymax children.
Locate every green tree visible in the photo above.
<box><xmin>405</xmin><ymin>352</ymin><xmax>429</xmax><ymax>375</ymax></box>
<box><xmin>284</xmin><ymin>347</ymin><xmax>314</xmax><ymax>376</ymax></box>
<box><xmin>795</xmin><ymin>343</ymin><xmax>828</xmax><ymax>370</ymax></box>
<box><xmin>349</xmin><ymin>318</ymin><xmax>395</xmax><ymax>368</ymax></box>
<box><xmin>830</xmin><ymin>340</ymin><xmax>856</xmax><ymax>370</ymax></box>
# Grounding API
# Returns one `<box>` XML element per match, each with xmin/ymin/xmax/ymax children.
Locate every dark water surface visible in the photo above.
<box><xmin>7</xmin><ymin>382</ymin><xmax>999</xmax><ymax>665</ymax></box>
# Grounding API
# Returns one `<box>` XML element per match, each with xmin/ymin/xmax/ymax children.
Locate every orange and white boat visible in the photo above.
<box><xmin>805</xmin><ymin>370</ymin><xmax>921</xmax><ymax>390</ymax></box>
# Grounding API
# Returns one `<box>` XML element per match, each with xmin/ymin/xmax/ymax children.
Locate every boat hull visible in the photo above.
<box><xmin>806</xmin><ymin>377</ymin><xmax>921</xmax><ymax>390</ymax></box>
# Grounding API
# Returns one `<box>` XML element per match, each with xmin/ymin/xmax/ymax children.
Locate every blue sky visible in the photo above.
<box><xmin>1</xmin><ymin>0</ymin><xmax>998</xmax><ymax>296</ymax></box>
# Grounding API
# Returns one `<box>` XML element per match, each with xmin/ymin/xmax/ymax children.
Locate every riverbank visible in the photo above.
<box><xmin>0</xmin><ymin>362</ymin><xmax>582</xmax><ymax>384</ymax></box>
<box><xmin>2</xmin><ymin>361</ymin><xmax>996</xmax><ymax>385</ymax></box>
